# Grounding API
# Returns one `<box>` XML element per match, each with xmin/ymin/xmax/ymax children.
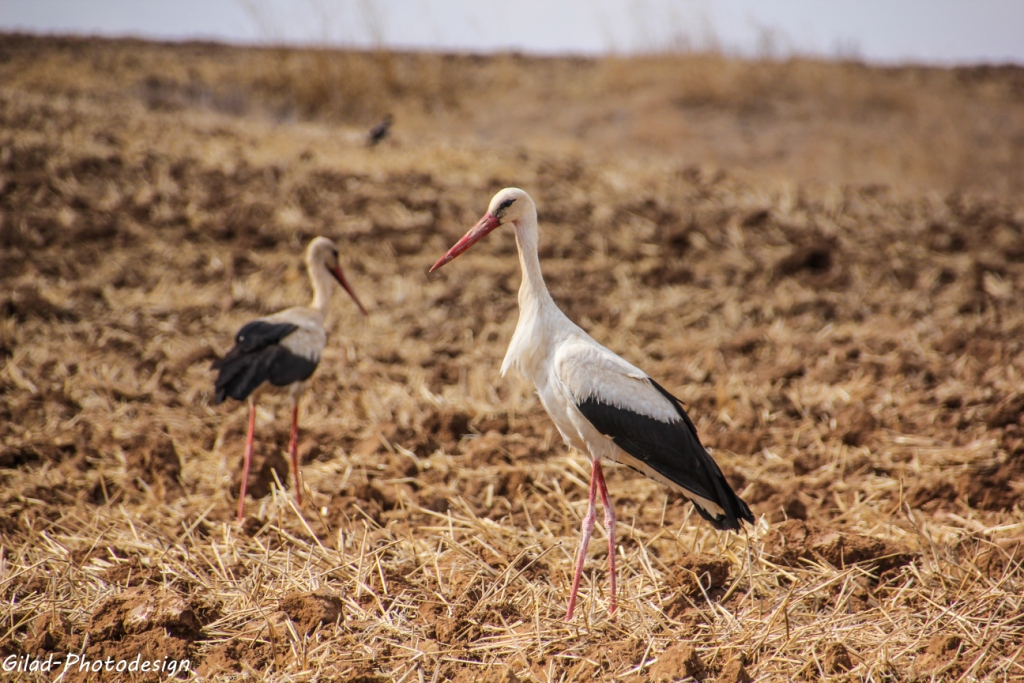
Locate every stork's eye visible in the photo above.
<box><xmin>497</xmin><ymin>198</ymin><xmax>515</xmax><ymax>213</ymax></box>
<box><xmin>331</xmin><ymin>249</ymin><xmax>339</xmax><ymax>260</ymax></box>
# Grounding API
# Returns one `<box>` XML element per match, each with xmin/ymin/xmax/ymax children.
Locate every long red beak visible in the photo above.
<box><xmin>429</xmin><ymin>213</ymin><xmax>501</xmax><ymax>272</ymax></box>
<box><xmin>330</xmin><ymin>266</ymin><xmax>368</xmax><ymax>315</ymax></box>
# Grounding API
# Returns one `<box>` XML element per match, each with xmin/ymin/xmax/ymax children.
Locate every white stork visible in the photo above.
<box><xmin>430</xmin><ymin>188</ymin><xmax>753</xmax><ymax>619</ymax></box>
<box><xmin>212</xmin><ymin>236</ymin><xmax>367</xmax><ymax>522</ymax></box>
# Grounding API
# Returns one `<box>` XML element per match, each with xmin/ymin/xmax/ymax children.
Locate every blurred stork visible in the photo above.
<box><xmin>430</xmin><ymin>188</ymin><xmax>753</xmax><ymax>619</ymax></box>
<box><xmin>212</xmin><ymin>236</ymin><xmax>367</xmax><ymax>522</ymax></box>
<box><xmin>366</xmin><ymin>113</ymin><xmax>393</xmax><ymax>147</ymax></box>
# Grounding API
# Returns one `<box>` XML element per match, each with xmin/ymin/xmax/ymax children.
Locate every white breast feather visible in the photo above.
<box><xmin>263</xmin><ymin>307</ymin><xmax>327</xmax><ymax>362</ymax></box>
<box><xmin>279</xmin><ymin>326</ymin><xmax>326</xmax><ymax>362</ymax></box>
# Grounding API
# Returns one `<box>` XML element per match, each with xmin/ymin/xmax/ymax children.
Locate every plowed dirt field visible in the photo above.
<box><xmin>2</xmin><ymin>35</ymin><xmax>1024</xmax><ymax>681</ymax></box>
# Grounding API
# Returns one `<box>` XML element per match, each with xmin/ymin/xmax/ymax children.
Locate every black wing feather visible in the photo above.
<box><xmin>577</xmin><ymin>378</ymin><xmax>753</xmax><ymax>531</ymax></box>
<box><xmin>222</xmin><ymin>321</ymin><xmax>299</xmax><ymax>355</ymax></box>
<box><xmin>211</xmin><ymin>321</ymin><xmax>318</xmax><ymax>403</ymax></box>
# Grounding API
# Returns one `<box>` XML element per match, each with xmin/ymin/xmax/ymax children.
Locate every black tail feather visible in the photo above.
<box><xmin>212</xmin><ymin>345</ymin><xmax>318</xmax><ymax>403</ymax></box>
<box><xmin>578</xmin><ymin>378</ymin><xmax>754</xmax><ymax>532</ymax></box>
<box><xmin>688</xmin><ymin>470</ymin><xmax>754</xmax><ymax>531</ymax></box>
<box><xmin>648</xmin><ymin>378</ymin><xmax>754</xmax><ymax>530</ymax></box>
<box><xmin>212</xmin><ymin>348</ymin><xmax>273</xmax><ymax>403</ymax></box>
<box><xmin>211</xmin><ymin>320</ymin><xmax>319</xmax><ymax>403</ymax></box>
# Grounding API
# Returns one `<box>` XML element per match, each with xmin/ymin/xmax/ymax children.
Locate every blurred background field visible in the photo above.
<box><xmin>1</xmin><ymin>30</ymin><xmax>1024</xmax><ymax>682</ymax></box>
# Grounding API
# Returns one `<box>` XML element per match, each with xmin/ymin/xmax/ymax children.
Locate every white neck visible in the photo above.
<box><xmin>308</xmin><ymin>262</ymin><xmax>334</xmax><ymax>319</ymax></box>
<box><xmin>501</xmin><ymin>205</ymin><xmax>561</xmax><ymax>378</ymax></box>
<box><xmin>512</xmin><ymin>206</ymin><xmax>555</xmax><ymax>314</ymax></box>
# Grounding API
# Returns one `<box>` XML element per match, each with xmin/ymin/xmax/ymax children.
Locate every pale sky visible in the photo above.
<box><xmin>2</xmin><ymin>0</ymin><xmax>1023</xmax><ymax>65</ymax></box>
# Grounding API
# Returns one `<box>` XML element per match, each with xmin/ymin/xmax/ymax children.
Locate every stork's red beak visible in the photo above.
<box><xmin>330</xmin><ymin>266</ymin><xmax>368</xmax><ymax>315</ymax></box>
<box><xmin>429</xmin><ymin>213</ymin><xmax>501</xmax><ymax>272</ymax></box>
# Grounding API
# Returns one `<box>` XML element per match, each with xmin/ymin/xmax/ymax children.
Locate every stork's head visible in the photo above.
<box><xmin>429</xmin><ymin>188</ymin><xmax>531</xmax><ymax>272</ymax></box>
<box><xmin>306</xmin><ymin>236</ymin><xmax>368</xmax><ymax>315</ymax></box>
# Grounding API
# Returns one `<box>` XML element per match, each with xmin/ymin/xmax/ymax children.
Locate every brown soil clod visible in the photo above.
<box><xmin>792</xmin><ymin>452</ymin><xmax>823</xmax><ymax>475</ymax></box>
<box><xmin>1</xmin><ymin>285</ymin><xmax>78</xmax><ymax>322</ymax></box>
<box><xmin>72</xmin><ymin>632</ymin><xmax>192</xmax><ymax>683</ymax></box>
<box><xmin>913</xmin><ymin>633</ymin><xmax>963</xmax><ymax>675</ymax></box>
<box><xmin>986</xmin><ymin>393</ymin><xmax>1024</xmax><ymax>429</ymax></box>
<box><xmin>763</xmin><ymin>520</ymin><xmax>914</xmax><ymax>574</ymax></box>
<box><xmin>824</xmin><ymin>641</ymin><xmax>854</xmax><ymax>673</ymax></box>
<box><xmin>126</xmin><ymin>432</ymin><xmax>185</xmax><ymax>501</ymax></box>
<box><xmin>716</xmin><ymin>657</ymin><xmax>752</xmax><ymax>683</ymax></box>
<box><xmin>102</xmin><ymin>557</ymin><xmax>155</xmax><ymax>586</ymax></box>
<box><xmin>462</xmin><ymin>430</ymin><xmax>508</xmax><ymax>467</ymax></box>
<box><xmin>279</xmin><ymin>590</ymin><xmax>345</xmax><ymax>635</ymax></box>
<box><xmin>834</xmin><ymin>405</ymin><xmax>878</xmax><ymax>447</ymax></box>
<box><xmin>744</xmin><ymin>481</ymin><xmax>808</xmax><ymax>521</ymax></box>
<box><xmin>419</xmin><ymin>408</ymin><xmax>472</xmax><ymax>454</ymax></box>
<box><xmin>769</xmin><ymin>360</ymin><xmax>806</xmax><ymax>383</ymax></box>
<box><xmin>775</xmin><ymin>242</ymin><xmax>834</xmax><ymax>277</ymax></box>
<box><xmin>197</xmin><ymin>639</ymin><xmax>273</xmax><ymax>677</ymax></box>
<box><xmin>959</xmin><ymin>535</ymin><xmax>1024</xmax><ymax>579</ymax></box>
<box><xmin>960</xmin><ymin>459</ymin><xmax>1024</xmax><ymax>511</ymax></box>
<box><xmin>724</xmin><ymin>327</ymin><xmax>767</xmax><ymax>355</ymax></box>
<box><xmin>907</xmin><ymin>480</ymin><xmax>959</xmax><ymax>512</ymax></box>
<box><xmin>352</xmin><ymin>481</ymin><xmax>393</xmax><ymax>510</ymax></box>
<box><xmin>712</xmin><ymin>430</ymin><xmax>764</xmax><ymax>456</ymax></box>
<box><xmin>671</xmin><ymin>555</ymin><xmax>731</xmax><ymax>599</ymax></box>
<box><xmin>650</xmin><ymin>642</ymin><xmax>706</xmax><ymax>681</ymax></box>
<box><xmin>231</xmin><ymin>445</ymin><xmax>289</xmax><ymax>501</ymax></box>
<box><xmin>23</xmin><ymin>613</ymin><xmax>72</xmax><ymax>655</ymax></box>
<box><xmin>67</xmin><ymin>587</ymin><xmax>219</xmax><ymax>682</ymax></box>
<box><xmin>240</xmin><ymin>515</ymin><xmax>264</xmax><ymax>536</ymax></box>
<box><xmin>476</xmin><ymin>415</ymin><xmax>510</xmax><ymax>434</ymax></box>
<box><xmin>495</xmin><ymin>469</ymin><xmax>531</xmax><ymax>497</ymax></box>
<box><xmin>434</xmin><ymin>609</ymin><xmax>480</xmax><ymax>645</ymax></box>
<box><xmin>89</xmin><ymin>589</ymin><xmax>205</xmax><ymax>641</ymax></box>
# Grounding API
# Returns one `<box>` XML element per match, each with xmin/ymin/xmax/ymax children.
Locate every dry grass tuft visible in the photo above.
<box><xmin>2</xmin><ymin>35</ymin><xmax>1024</xmax><ymax>681</ymax></box>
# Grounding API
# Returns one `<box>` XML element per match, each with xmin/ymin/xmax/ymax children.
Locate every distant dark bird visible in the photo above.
<box><xmin>212</xmin><ymin>236</ymin><xmax>367</xmax><ymax>521</ymax></box>
<box><xmin>366</xmin><ymin>113</ymin><xmax>393</xmax><ymax>147</ymax></box>
<box><xmin>430</xmin><ymin>188</ymin><xmax>753</xmax><ymax>619</ymax></box>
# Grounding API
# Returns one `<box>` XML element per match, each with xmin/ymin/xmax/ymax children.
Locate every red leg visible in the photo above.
<box><xmin>288</xmin><ymin>401</ymin><xmax>302</xmax><ymax>507</ymax></box>
<box><xmin>566</xmin><ymin>458</ymin><xmax>600</xmax><ymax>621</ymax></box>
<box><xmin>593</xmin><ymin>461</ymin><xmax>617</xmax><ymax>615</ymax></box>
<box><xmin>237</xmin><ymin>398</ymin><xmax>256</xmax><ymax>522</ymax></box>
